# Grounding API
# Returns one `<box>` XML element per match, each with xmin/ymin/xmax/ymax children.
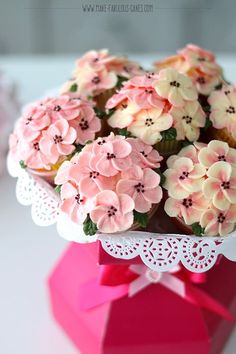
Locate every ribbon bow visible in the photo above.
<box><xmin>79</xmin><ymin>264</ymin><xmax>234</xmax><ymax>322</ymax></box>
<box><xmin>129</xmin><ymin>265</ymin><xmax>185</xmax><ymax>298</ymax></box>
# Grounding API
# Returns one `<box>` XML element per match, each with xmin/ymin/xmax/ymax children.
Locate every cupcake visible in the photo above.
<box><xmin>61</xmin><ymin>49</ymin><xmax>144</xmax><ymax>111</ymax></box>
<box><xmin>8</xmin><ymin>95</ymin><xmax>101</xmax><ymax>185</ymax></box>
<box><xmin>208</xmin><ymin>84</ymin><xmax>236</xmax><ymax>148</ymax></box>
<box><xmin>55</xmin><ymin>133</ymin><xmax>163</xmax><ymax>235</ymax></box>
<box><xmin>163</xmin><ymin>140</ymin><xmax>236</xmax><ymax>236</ymax></box>
<box><xmin>106</xmin><ymin>69</ymin><xmax>206</xmax><ymax>156</ymax></box>
<box><xmin>153</xmin><ymin>44</ymin><xmax>223</xmax><ymax>97</ymax></box>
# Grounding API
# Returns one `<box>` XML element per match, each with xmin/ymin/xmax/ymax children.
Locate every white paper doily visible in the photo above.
<box><xmin>8</xmin><ymin>153</ymin><xmax>236</xmax><ymax>273</ymax></box>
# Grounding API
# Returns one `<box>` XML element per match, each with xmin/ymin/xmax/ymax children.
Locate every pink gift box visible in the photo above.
<box><xmin>48</xmin><ymin>241</ymin><xmax>236</xmax><ymax>354</ymax></box>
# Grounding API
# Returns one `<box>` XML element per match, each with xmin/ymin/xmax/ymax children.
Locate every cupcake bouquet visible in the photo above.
<box><xmin>8</xmin><ymin>45</ymin><xmax>236</xmax><ymax>272</ymax></box>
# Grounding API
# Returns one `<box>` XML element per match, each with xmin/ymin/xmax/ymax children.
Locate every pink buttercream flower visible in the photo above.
<box><xmin>90</xmin><ymin>136</ymin><xmax>132</xmax><ymax>176</ymax></box>
<box><xmin>153</xmin><ymin>45</ymin><xmax>223</xmax><ymax>96</ymax></box>
<box><xmin>154</xmin><ymin>68</ymin><xmax>198</xmax><ymax>107</ymax></box>
<box><xmin>40</xmin><ymin>119</ymin><xmax>76</xmax><ymax>164</ymax></box>
<box><xmin>90</xmin><ymin>190</ymin><xmax>135</xmax><ymax>233</ymax></box>
<box><xmin>198</xmin><ymin>140</ymin><xmax>236</xmax><ymax>168</ymax></box>
<box><xmin>106</xmin><ymin>89</ymin><xmax>132</xmax><ymax>109</ymax></box>
<box><xmin>200</xmin><ymin>205</ymin><xmax>236</xmax><ymax>236</ymax></box>
<box><xmin>111</xmin><ymin>60</ymin><xmax>144</xmax><ymax>78</ymax></box>
<box><xmin>107</xmin><ymin>101</ymin><xmax>140</xmax><ymax>129</ymax></box>
<box><xmin>164</xmin><ymin>157</ymin><xmax>206</xmax><ymax>199</ymax></box>
<box><xmin>67</xmin><ymin>150</ymin><xmax>117</xmax><ymax>198</ymax></box>
<box><xmin>170</xmin><ymin>100</ymin><xmax>206</xmax><ymax>141</ymax></box>
<box><xmin>189</xmin><ymin>70</ymin><xmax>221</xmax><ymax>96</ymax></box>
<box><xmin>127</xmin><ymin>108</ymin><xmax>173</xmax><ymax>145</ymax></box>
<box><xmin>77</xmin><ymin>67</ymin><xmax>118</xmax><ymax>96</ymax></box>
<box><xmin>60</xmin><ymin>182</ymin><xmax>92</xmax><ymax>224</ymax></box>
<box><xmin>208</xmin><ymin>85</ymin><xmax>236</xmax><ymax>138</ymax></box>
<box><xmin>24</xmin><ymin>137</ymin><xmax>51</xmax><ymax>170</ymax></box>
<box><xmin>9</xmin><ymin>95</ymin><xmax>101</xmax><ymax>171</ymax></box>
<box><xmin>76</xmin><ymin>49</ymin><xmax>112</xmax><ymax>69</ymax></box>
<box><xmin>128</xmin><ymin>87</ymin><xmax>165</xmax><ymax>109</ymax></box>
<box><xmin>164</xmin><ymin>191</ymin><xmax>209</xmax><ymax>225</ymax></box>
<box><xmin>128</xmin><ymin>72</ymin><xmax>159</xmax><ymax>88</ymax></box>
<box><xmin>117</xmin><ymin>166</ymin><xmax>162</xmax><ymax>213</ymax></box>
<box><xmin>179</xmin><ymin>44</ymin><xmax>222</xmax><ymax>75</ymax></box>
<box><xmin>153</xmin><ymin>54</ymin><xmax>189</xmax><ymax>73</ymax></box>
<box><xmin>61</xmin><ymin>50</ymin><xmax>145</xmax><ymax>99</ymax></box>
<box><xmin>91</xmin><ymin>133</ymin><xmax>120</xmax><ymax>154</ymax></box>
<box><xmin>106</xmin><ymin>77</ymin><xmax>164</xmax><ymax>111</ymax></box>
<box><xmin>126</xmin><ymin>138</ymin><xmax>163</xmax><ymax>168</ymax></box>
<box><xmin>203</xmin><ymin>161</ymin><xmax>236</xmax><ymax>211</ymax></box>
<box><xmin>109</xmin><ymin>89</ymin><xmax>164</xmax><ymax>112</ymax></box>
<box><xmin>69</xmin><ymin>105</ymin><xmax>101</xmax><ymax>144</ymax></box>
<box><xmin>55</xmin><ymin>160</ymin><xmax>74</xmax><ymax>184</ymax></box>
<box><xmin>75</xmin><ymin>49</ymin><xmax>143</xmax><ymax>79</ymax></box>
<box><xmin>166</xmin><ymin>144</ymin><xmax>201</xmax><ymax>168</ymax></box>
<box><xmin>19</xmin><ymin>104</ymin><xmax>50</xmax><ymax>142</ymax></box>
<box><xmin>44</xmin><ymin>95</ymin><xmax>82</xmax><ymax>121</ymax></box>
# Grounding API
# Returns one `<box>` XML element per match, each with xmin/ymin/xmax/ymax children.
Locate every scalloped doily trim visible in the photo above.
<box><xmin>8</xmin><ymin>154</ymin><xmax>236</xmax><ymax>273</ymax></box>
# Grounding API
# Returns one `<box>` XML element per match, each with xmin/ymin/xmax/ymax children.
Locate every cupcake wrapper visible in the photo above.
<box><xmin>131</xmin><ymin>203</ymin><xmax>159</xmax><ymax>231</ymax></box>
<box><xmin>27</xmin><ymin>168</ymin><xmax>56</xmax><ymax>186</ymax></box>
<box><xmin>95</xmin><ymin>88</ymin><xmax>116</xmax><ymax>111</ymax></box>
<box><xmin>173</xmin><ymin>216</ymin><xmax>193</xmax><ymax>235</ymax></box>
<box><xmin>211</xmin><ymin>128</ymin><xmax>236</xmax><ymax>148</ymax></box>
<box><xmin>155</xmin><ymin>140</ymin><xmax>182</xmax><ymax>157</ymax></box>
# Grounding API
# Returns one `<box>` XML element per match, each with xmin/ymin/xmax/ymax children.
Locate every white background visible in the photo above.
<box><xmin>1</xmin><ymin>55</ymin><xmax>236</xmax><ymax>354</ymax></box>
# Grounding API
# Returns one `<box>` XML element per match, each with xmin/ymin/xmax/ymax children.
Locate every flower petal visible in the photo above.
<box><xmin>213</xmin><ymin>189</ymin><xmax>230</xmax><ymax>210</ymax></box>
<box><xmin>207</xmin><ymin>161</ymin><xmax>232</xmax><ymax>181</ymax></box>
<box><xmin>143</xmin><ymin>186</ymin><xmax>163</xmax><ymax>204</ymax></box>
<box><xmin>203</xmin><ymin>178</ymin><xmax>220</xmax><ymax>199</ymax></box>
<box><xmin>164</xmin><ymin>198</ymin><xmax>181</xmax><ymax>217</ymax></box>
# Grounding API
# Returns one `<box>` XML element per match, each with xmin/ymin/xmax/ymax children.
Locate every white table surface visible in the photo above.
<box><xmin>0</xmin><ymin>54</ymin><xmax>236</xmax><ymax>354</ymax></box>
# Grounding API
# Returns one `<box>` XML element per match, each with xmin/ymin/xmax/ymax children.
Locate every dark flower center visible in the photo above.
<box><xmin>123</xmin><ymin>65</ymin><xmax>130</xmax><ymax>73</ymax></box>
<box><xmin>75</xmin><ymin>193</ymin><xmax>84</xmax><ymax>204</ymax></box>
<box><xmin>197</xmin><ymin>77</ymin><xmax>206</xmax><ymax>84</ymax></box>
<box><xmin>145</xmin><ymin>89</ymin><xmax>154</xmax><ymax>94</ymax></box>
<box><xmin>145</xmin><ymin>117</ymin><xmax>154</xmax><ymax>127</ymax></box>
<box><xmin>97</xmin><ymin>139</ymin><xmax>106</xmax><ymax>145</ymax></box>
<box><xmin>182</xmin><ymin>115</ymin><xmax>192</xmax><ymax>124</ymax></box>
<box><xmin>33</xmin><ymin>142</ymin><xmax>40</xmax><ymax>151</ymax></box>
<box><xmin>107</xmin><ymin>152</ymin><xmax>116</xmax><ymax>160</ymax></box>
<box><xmin>198</xmin><ymin>57</ymin><xmax>206</xmax><ymax>62</ymax></box>
<box><xmin>54</xmin><ymin>105</ymin><xmax>61</xmax><ymax>112</ymax></box>
<box><xmin>146</xmin><ymin>72</ymin><xmax>155</xmax><ymax>79</ymax></box>
<box><xmin>53</xmin><ymin>135</ymin><xmax>63</xmax><ymax>144</ymax></box>
<box><xmin>226</xmin><ymin>106</ymin><xmax>235</xmax><ymax>114</ymax></box>
<box><xmin>26</xmin><ymin>117</ymin><xmax>33</xmax><ymax>125</ymax></box>
<box><xmin>92</xmin><ymin>76</ymin><xmax>100</xmax><ymax>84</ymax></box>
<box><xmin>170</xmin><ymin>80</ymin><xmax>180</xmax><ymax>88</ymax></box>
<box><xmin>221</xmin><ymin>181</ymin><xmax>230</xmax><ymax>190</ymax></box>
<box><xmin>179</xmin><ymin>171</ymin><xmax>189</xmax><ymax>180</ymax></box>
<box><xmin>107</xmin><ymin>206</ymin><xmax>118</xmax><ymax>217</ymax></box>
<box><xmin>79</xmin><ymin>117</ymin><xmax>89</xmax><ymax>130</ymax></box>
<box><xmin>89</xmin><ymin>171</ymin><xmax>100</xmax><ymax>179</ymax></box>
<box><xmin>182</xmin><ymin>198</ymin><xmax>193</xmax><ymax>208</ymax></box>
<box><xmin>134</xmin><ymin>182</ymin><xmax>145</xmax><ymax>193</ymax></box>
<box><xmin>217</xmin><ymin>212</ymin><xmax>226</xmax><ymax>224</ymax></box>
<box><xmin>140</xmin><ymin>150</ymin><xmax>148</xmax><ymax>158</ymax></box>
<box><xmin>218</xmin><ymin>154</ymin><xmax>226</xmax><ymax>161</ymax></box>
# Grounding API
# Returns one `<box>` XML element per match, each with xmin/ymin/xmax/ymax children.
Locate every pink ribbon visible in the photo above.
<box><xmin>128</xmin><ymin>265</ymin><xmax>185</xmax><ymax>298</ymax></box>
<box><xmin>79</xmin><ymin>265</ymin><xmax>234</xmax><ymax>322</ymax></box>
